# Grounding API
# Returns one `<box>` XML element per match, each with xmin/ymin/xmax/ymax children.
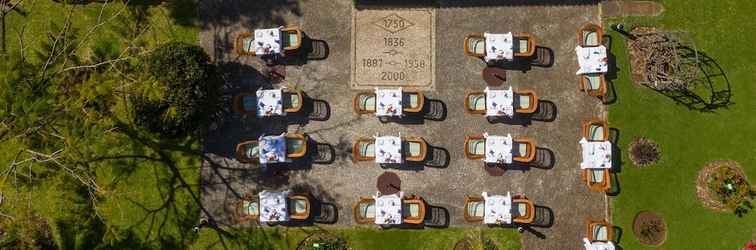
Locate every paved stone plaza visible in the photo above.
<box><xmin>199</xmin><ymin>1</ymin><xmax>607</xmax><ymax>249</ymax></box>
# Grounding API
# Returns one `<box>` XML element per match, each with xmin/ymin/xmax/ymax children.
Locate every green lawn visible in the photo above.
<box><xmin>607</xmin><ymin>0</ymin><xmax>756</xmax><ymax>249</ymax></box>
<box><xmin>191</xmin><ymin>227</ymin><xmax>522</xmax><ymax>250</ymax></box>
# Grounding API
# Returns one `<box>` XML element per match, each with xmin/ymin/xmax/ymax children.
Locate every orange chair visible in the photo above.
<box><xmin>463</xmin><ymin>33</ymin><xmax>485</xmax><ymax>59</ymax></box>
<box><xmin>403</xmin><ymin>91</ymin><xmax>425</xmax><ymax>113</ymax></box>
<box><xmin>402</xmin><ymin>195</ymin><xmax>426</xmax><ymax>224</ymax></box>
<box><xmin>582</xmin><ymin>168</ymin><xmax>611</xmax><ymax>192</ymax></box>
<box><xmin>513</xmin><ymin>88</ymin><xmax>539</xmax><ymax>114</ymax></box>
<box><xmin>512</xmin><ymin>194</ymin><xmax>535</xmax><ymax>224</ymax></box>
<box><xmin>234</xmin><ymin>194</ymin><xmax>259</xmax><ymax>223</ymax></box>
<box><xmin>353</xmin><ymin>197</ymin><xmax>376</xmax><ymax>224</ymax></box>
<box><xmin>235</xmin><ymin>140</ymin><xmax>259</xmax><ymax>163</ymax></box>
<box><xmin>402</xmin><ymin>136</ymin><xmax>428</xmax><ymax>162</ymax></box>
<box><xmin>288</xmin><ymin>194</ymin><xmax>310</xmax><ymax>220</ymax></box>
<box><xmin>285</xmin><ymin>133</ymin><xmax>308</xmax><ymax>158</ymax></box>
<box><xmin>283</xmin><ymin>89</ymin><xmax>304</xmax><ymax>113</ymax></box>
<box><xmin>463</xmin><ymin>195</ymin><xmax>485</xmax><ymax>222</ymax></box>
<box><xmin>512</xmin><ymin>137</ymin><xmax>536</xmax><ymax>163</ymax></box>
<box><xmin>579</xmin><ymin>74</ymin><xmax>607</xmax><ymax>99</ymax></box>
<box><xmin>586</xmin><ymin>218</ymin><xmax>614</xmax><ymax>242</ymax></box>
<box><xmin>233</xmin><ymin>92</ymin><xmax>257</xmax><ymax>115</ymax></box>
<box><xmin>464</xmin><ymin>92</ymin><xmax>486</xmax><ymax>114</ymax></box>
<box><xmin>578</xmin><ymin>23</ymin><xmax>604</xmax><ymax>47</ymax></box>
<box><xmin>352</xmin><ymin>138</ymin><xmax>376</xmax><ymax>161</ymax></box>
<box><xmin>235</xmin><ymin>26</ymin><xmax>303</xmax><ymax>56</ymax></box>
<box><xmin>582</xmin><ymin>119</ymin><xmax>609</xmax><ymax>141</ymax></box>
<box><xmin>463</xmin><ymin>135</ymin><xmax>486</xmax><ymax>160</ymax></box>
<box><xmin>513</xmin><ymin>32</ymin><xmax>536</xmax><ymax>57</ymax></box>
<box><xmin>352</xmin><ymin>92</ymin><xmax>376</xmax><ymax>114</ymax></box>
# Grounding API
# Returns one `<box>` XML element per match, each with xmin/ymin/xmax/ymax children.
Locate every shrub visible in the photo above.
<box><xmin>706</xmin><ymin>166</ymin><xmax>751</xmax><ymax>211</ymax></box>
<box><xmin>628</xmin><ymin>137</ymin><xmax>661</xmax><ymax>167</ymax></box>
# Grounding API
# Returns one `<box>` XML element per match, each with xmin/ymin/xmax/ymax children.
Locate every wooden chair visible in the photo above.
<box><xmin>464</xmin><ymin>92</ymin><xmax>486</xmax><ymax>114</ymax></box>
<box><xmin>283</xmin><ymin>89</ymin><xmax>304</xmax><ymax>113</ymax></box>
<box><xmin>235</xmin><ymin>32</ymin><xmax>256</xmax><ymax>56</ymax></box>
<box><xmin>285</xmin><ymin>133</ymin><xmax>308</xmax><ymax>158</ymax></box>
<box><xmin>513</xmin><ymin>32</ymin><xmax>536</xmax><ymax>57</ymax></box>
<box><xmin>512</xmin><ymin>194</ymin><xmax>535</xmax><ymax>224</ymax></box>
<box><xmin>352</xmin><ymin>138</ymin><xmax>376</xmax><ymax>161</ymax></box>
<box><xmin>288</xmin><ymin>194</ymin><xmax>310</xmax><ymax>220</ymax></box>
<box><xmin>463</xmin><ymin>33</ymin><xmax>485</xmax><ymax>59</ymax></box>
<box><xmin>353</xmin><ymin>197</ymin><xmax>376</xmax><ymax>224</ymax></box>
<box><xmin>235</xmin><ymin>140</ymin><xmax>259</xmax><ymax>163</ymax></box>
<box><xmin>582</xmin><ymin>168</ymin><xmax>611</xmax><ymax>192</ymax></box>
<box><xmin>402</xmin><ymin>136</ymin><xmax>428</xmax><ymax>162</ymax></box>
<box><xmin>352</xmin><ymin>92</ymin><xmax>376</xmax><ymax>114</ymax></box>
<box><xmin>234</xmin><ymin>194</ymin><xmax>259</xmax><ymax>223</ymax></box>
<box><xmin>513</xmin><ymin>88</ymin><xmax>539</xmax><ymax>114</ymax></box>
<box><xmin>402</xmin><ymin>195</ymin><xmax>426</xmax><ymax>224</ymax></box>
<box><xmin>582</xmin><ymin>119</ymin><xmax>609</xmax><ymax>141</ymax></box>
<box><xmin>281</xmin><ymin>26</ymin><xmax>303</xmax><ymax>51</ymax></box>
<box><xmin>403</xmin><ymin>91</ymin><xmax>425</xmax><ymax>113</ymax></box>
<box><xmin>233</xmin><ymin>92</ymin><xmax>257</xmax><ymax>115</ymax></box>
<box><xmin>512</xmin><ymin>137</ymin><xmax>536</xmax><ymax>163</ymax></box>
<box><xmin>579</xmin><ymin>73</ymin><xmax>607</xmax><ymax>99</ymax></box>
<box><xmin>586</xmin><ymin>219</ymin><xmax>614</xmax><ymax>242</ymax></box>
<box><xmin>463</xmin><ymin>196</ymin><xmax>485</xmax><ymax>222</ymax></box>
<box><xmin>578</xmin><ymin>23</ymin><xmax>604</xmax><ymax>47</ymax></box>
<box><xmin>464</xmin><ymin>135</ymin><xmax>485</xmax><ymax>160</ymax></box>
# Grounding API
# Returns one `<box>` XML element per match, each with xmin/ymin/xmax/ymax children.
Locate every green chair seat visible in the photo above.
<box><xmin>359</xmin><ymin>95</ymin><xmax>376</xmax><ymax>112</ymax></box>
<box><xmin>289</xmin><ymin>199</ymin><xmax>307</xmax><ymax>214</ymax></box>
<box><xmin>583</xmin><ymin>31</ymin><xmax>599</xmax><ymax>47</ymax></box>
<box><xmin>359</xmin><ymin>203</ymin><xmax>376</xmax><ymax>219</ymax></box>
<box><xmin>470</xmin><ymin>140</ymin><xmax>485</xmax><ymax>156</ymax></box>
<box><xmin>242</xmin><ymin>96</ymin><xmax>256</xmax><ymax>112</ymax></box>
<box><xmin>590</xmin><ymin>169</ymin><xmax>605</xmax><ymax>184</ymax></box>
<box><xmin>517</xmin><ymin>38</ymin><xmax>529</xmax><ymax>53</ymax></box>
<box><xmin>242</xmin><ymin>37</ymin><xmax>255</xmax><ymax>52</ymax></box>
<box><xmin>285</xmin><ymin>93</ymin><xmax>301</xmax><ymax>110</ymax></box>
<box><xmin>518</xmin><ymin>95</ymin><xmax>531</xmax><ymax>110</ymax></box>
<box><xmin>468</xmin><ymin>201</ymin><xmax>484</xmax><ymax>217</ymax></box>
<box><xmin>588</xmin><ymin>125</ymin><xmax>605</xmax><ymax>141</ymax></box>
<box><xmin>242</xmin><ymin>200</ymin><xmax>259</xmax><ymax>216</ymax></box>
<box><xmin>517</xmin><ymin>203</ymin><xmax>527</xmax><ymax>217</ymax></box>
<box><xmin>360</xmin><ymin>142</ymin><xmax>375</xmax><ymax>158</ymax></box>
<box><xmin>593</xmin><ymin>224</ymin><xmax>609</xmax><ymax>241</ymax></box>
<box><xmin>585</xmin><ymin>74</ymin><xmax>601</xmax><ymax>90</ymax></box>
<box><xmin>515</xmin><ymin>143</ymin><xmax>528</xmax><ymax>158</ymax></box>
<box><xmin>471</xmin><ymin>39</ymin><xmax>485</xmax><ymax>55</ymax></box>
<box><xmin>245</xmin><ymin>143</ymin><xmax>259</xmax><ymax>159</ymax></box>
<box><xmin>470</xmin><ymin>95</ymin><xmax>486</xmax><ymax>111</ymax></box>
<box><xmin>286</xmin><ymin>138</ymin><xmax>305</xmax><ymax>155</ymax></box>
<box><xmin>407</xmin><ymin>141</ymin><xmax>422</xmax><ymax>157</ymax></box>
<box><xmin>407</xmin><ymin>94</ymin><xmax>420</xmax><ymax>109</ymax></box>
<box><xmin>284</xmin><ymin>32</ymin><xmax>299</xmax><ymax>48</ymax></box>
<box><xmin>403</xmin><ymin>203</ymin><xmax>420</xmax><ymax>218</ymax></box>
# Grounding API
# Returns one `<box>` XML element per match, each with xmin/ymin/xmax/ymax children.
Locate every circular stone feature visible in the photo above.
<box><xmin>632</xmin><ymin>211</ymin><xmax>667</xmax><ymax>246</ymax></box>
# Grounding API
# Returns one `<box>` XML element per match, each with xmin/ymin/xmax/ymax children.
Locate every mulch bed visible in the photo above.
<box><xmin>696</xmin><ymin>160</ymin><xmax>748</xmax><ymax>212</ymax></box>
<box><xmin>633</xmin><ymin>211</ymin><xmax>667</xmax><ymax>246</ymax></box>
<box><xmin>627</xmin><ymin>26</ymin><xmax>659</xmax><ymax>87</ymax></box>
<box><xmin>627</xmin><ymin>137</ymin><xmax>661</xmax><ymax>167</ymax></box>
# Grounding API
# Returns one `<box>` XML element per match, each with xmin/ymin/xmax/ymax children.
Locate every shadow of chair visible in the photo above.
<box><xmin>612</xmin><ymin>225</ymin><xmax>623</xmax><ymax>244</ymax></box>
<box><xmin>530</xmin><ymin>147</ymin><xmax>556</xmax><ymax>169</ymax></box>
<box><xmin>310</xmin><ymin>141</ymin><xmax>336</xmax><ymax>165</ymax></box>
<box><xmin>530</xmin><ymin>205</ymin><xmax>554</xmax><ymax>228</ymax></box>
<box><xmin>530</xmin><ymin>46</ymin><xmax>554</xmax><ymax>68</ymax></box>
<box><xmin>423</xmin><ymin>205</ymin><xmax>450</xmax><ymax>228</ymax></box>
<box><xmin>422</xmin><ymin>98</ymin><xmax>447</xmax><ymax>121</ymax></box>
<box><xmin>276</xmin><ymin>33</ymin><xmax>330</xmax><ymax>65</ymax></box>
<box><xmin>422</xmin><ymin>145</ymin><xmax>450</xmax><ymax>168</ymax></box>
<box><xmin>529</xmin><ymin>100</ymin><xmax>558</xmax><ymax>122</ymax></box>
<box><xmin>312</xmin><ymin>201</ymin><xmax>339</xmax><ymax>224</ymax></box>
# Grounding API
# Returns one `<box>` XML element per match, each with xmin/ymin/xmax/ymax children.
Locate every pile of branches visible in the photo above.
<box><xmin>628</xmin><ymin>28</ymin><xmax>700</xmax><ymax>91</ymax></box>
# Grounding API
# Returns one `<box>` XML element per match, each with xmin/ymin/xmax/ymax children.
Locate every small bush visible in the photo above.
<box><xmin>628</xmin><ymin>137</ymin><xmax>661</xmax><ymax>167</ymax></box>
<box><xmin>706</xmin><ymin>166</ymin><xmax>751</xmax><ymax>211</ymax></box>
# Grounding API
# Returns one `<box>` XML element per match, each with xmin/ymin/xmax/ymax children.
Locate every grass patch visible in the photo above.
<box><xmin>191</xmin><ymin>227</ymin><xmax>522</xmax><ymax>250</ymax></box>
<box><xmin>607</xmin><ymin>0</ymin><xmax>756</xmax><ymax>249</ymax></box>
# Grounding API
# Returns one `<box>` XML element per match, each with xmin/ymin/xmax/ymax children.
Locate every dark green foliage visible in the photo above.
<box><xmin>136</xmin><ymin>42</ymin><xmax>220</xmax><ymax>138</ymax></box>
<box><xmin>706</xmin><ymin>166</ymin><xmax>752</xmax><ymax>211</ymax></box>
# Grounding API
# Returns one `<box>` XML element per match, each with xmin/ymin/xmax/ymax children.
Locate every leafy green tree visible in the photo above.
<box><xmin>134</xmin><ymin>42</ymin><xmax>220</xmax><ymax>138</ymax></box>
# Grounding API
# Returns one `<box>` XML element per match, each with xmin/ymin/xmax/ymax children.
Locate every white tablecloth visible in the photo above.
<box><xmin>576</xmin><ymin>45</ymin><xmax>608</xmax><ymax>75</ymax></box>
<box><xmin>484</xmin><ymin>133</ymin><xmax>513</xmax><ymax>164</ymax></box>
<box><xmin>259</xmin><ymin>134</ymin><xmax>287</xmax><ymax>164</ymax></box>
<box><xmin>583</xmin><ymin>238</ymin><xmax>615</xmax><ymax>250</ymax></box>
<box><xmin>580</xmin><ymin>138</ymin><xmax>612</xmax><ymax>169</ymax></box>
<box><xmin>485</xmin><ymin>87</ymin><xmax>514</xmax><ymax>117</ymax></box>
<box><xmin>259</xmin><ymin>190</ymin><xmax>289</xmax><ymax>222</ymax></box>
<box><xmin>483</xmin><ymin>192</ymin><xmax>512</xmax><ymax>224</ymax></box>
<box><xmin>484</xmin><ymin>32</ymin><xmax>514</xmax><ymax>62</ymax></box>
<box><xmin>375</xmin><ymin>136</ymin><xmax>402</xmax><ymax>164</ymax></box>
<box><xmin>374</xmin><ymin>193</ymin><xmax>403</xmax><ymax>225</ymax></box>
<box><xmin>253</xmin><ymin>28</ymin><xmax>282</xmax><ymax>55</ymax></box>
<box><xmin>375</xmin><ymin>88</ymin><xmax>403</xmax><ymax>117</ymax></box>
<box><xmin>256</xmin><ymin>89</ymin><xmax>284</xmax><ymax>117</ymax></box>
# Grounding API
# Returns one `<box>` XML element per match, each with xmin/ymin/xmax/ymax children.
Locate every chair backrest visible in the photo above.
<box><xmin>464</xmin><ymin>196</ymin><xmax>484</xmax><ymax>222</ymax></box>
<box><xmin>464</xmin><ymin>34</ymin><xmax>485</xmax><ymax>58</ymax></box>
<box><xmin>465</xmin><ymin>93</ymin><xmax>486</xmax><ymax>114</ymax></box>
<box><xmin>583</xmin><ymin>31</ymin><xmax>599</xmax><ymax>47</ymax></box>
<box><xmin>242</xmin><ymin>200</ymin><xmax>259</xmax><ymax>216</ymax></box>
<box><xmin>513</xmin><ymin>88</ymin><xmax>538</xmax><ymax>113</ymax></box>
<box><xmin>283</xmin><ymin>91</ymin><xmax>303</xmax><ymax>113</ymax></box>
<box><xmin>586</xmin><ymin>219</ymin><xmax>613</xmax><ymax>242</ymax></box>
<box><xmin>235</xmin><ymin>32</ymin><xmax>256</xmax><ymax>56</ymax></box>
<box><xmin>512</xmin><ymin>137</ymin><xmax>536</xmax><ymax>163</ymax></box>
<box><xmin>288</xmin><ymin>195</ymin><xmax>310</xmax><ymax>220</ymax></box>
<box><xmin>588</xmin><ymin>125</ymin><xmax>605</xmax><ymax>141</ymax></box>
<box><xmin>464</xmin><ymin>136</ymin><xmax>485</xmax><ymax>160</ymax></box>
<box><xmin>236</xmin><ymin>141</ymin><xmax>260</xmax><ymax>163</ymax></box>
<box><xmin>402</xmin><ymin>92</ymin><xmax>425</xmax><ymax>112</ymax></box>
<box><xmin>401</xmin><ymin>198</ymin><xmax>426</xmax><ymax>224</ymax></box>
